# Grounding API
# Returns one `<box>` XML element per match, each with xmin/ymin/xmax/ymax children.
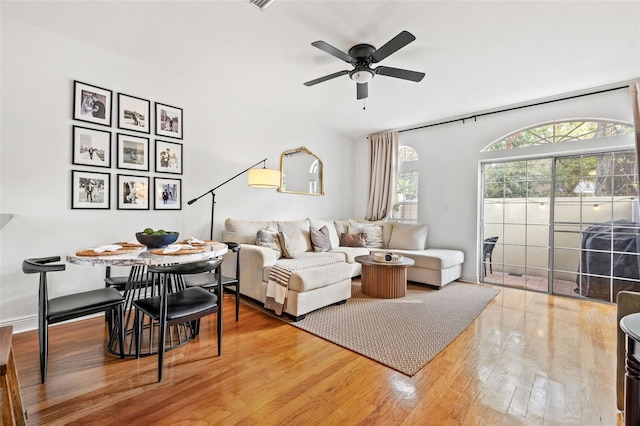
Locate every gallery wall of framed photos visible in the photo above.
<box><xmin>71</xmin><ymin>80</ymin><xmax>184</xmax><ymax>211</ymax></box>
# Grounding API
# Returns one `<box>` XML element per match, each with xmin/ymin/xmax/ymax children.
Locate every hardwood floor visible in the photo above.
<box><xmin>10</xmin><ymin>281</ymin><xmax>623</xmax><ymax>425</ymax></box>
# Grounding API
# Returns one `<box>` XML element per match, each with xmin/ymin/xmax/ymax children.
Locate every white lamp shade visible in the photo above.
<box><xmin>350</xmin><ymin>70</ymin><xmax>374</xmax><ymax>83</ymax></box>
<box><xmin>248</xmin><ymin>168</ymin><xmax>280</xmax><ymax>188</ymax></box>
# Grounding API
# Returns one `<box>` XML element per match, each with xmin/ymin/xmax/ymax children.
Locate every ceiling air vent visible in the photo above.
<box><xmin>246</xmin><ymin>0</ymin><xmax>274</xmax><ymax>10</ymax></box>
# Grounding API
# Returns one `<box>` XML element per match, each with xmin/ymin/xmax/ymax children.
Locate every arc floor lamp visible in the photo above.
<box><xmin>187</xmin><ymin>158</ymin><xmax>280</xmax><ymax>240</ymax></box>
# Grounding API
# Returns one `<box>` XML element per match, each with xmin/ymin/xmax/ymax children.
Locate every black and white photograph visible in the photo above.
<box><xmin>73</xmin><ymin>81</ymin><xmax>112</xmax><ymax>127</ymax></box>
<box><xmin>116</xmin><ymin>133</ymin><xmax>149</xmax><ymax>171</ymax></box>
<box><xmin>118</xmin><ymin>93</ymin><xmax>150</xmax><ymax>134</ymax></box>
<box><xmin>155</xmin><ymin>140</ymin><xmax>183</xmax><ymax>174</ymax></box>
<box><xmin>72</xmin><ymin>125</ymin><xmax>111</xmax><ymax>168</ymax></box>
<box><xmin>117</xmin><ymin>174</ymin><xmax>149</xmax><ymax>210</ymax></box>
<box><xmin>71</xmin><ymin>170</ymin><xmax>110</xmax><ymax>209</ymax></box>
<box><xmin>154</xmin><ymin>177</ymin><xmax>181</xmax><ymax>210</ymax></box>
<box><xmin>155</xmin><ymin>103</ymin><xmax>183</xmax><ymax>139</ymax></box>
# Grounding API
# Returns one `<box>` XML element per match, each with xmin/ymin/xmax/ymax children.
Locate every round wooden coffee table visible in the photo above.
<box><xmin>355</xmin><ymin>254</ymin><xmax>415</xmax><ymax>299</ymax></box>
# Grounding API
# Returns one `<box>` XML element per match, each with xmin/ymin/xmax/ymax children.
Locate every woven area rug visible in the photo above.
<box><xmin>242</xmin><ymin>281</ymin><xmax>500</xmax><ymax>376</ymax></box>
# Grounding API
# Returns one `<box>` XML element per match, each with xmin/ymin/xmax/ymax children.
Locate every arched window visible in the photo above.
<box><xmin>483</xmin><ymin>119</ymin><xmax>633</xmax><ymax>152</ymax></box>
<box><xmin>392</xmin><ymin>146</ymin><xmax>418</xmax><ymax>223</ymax></box>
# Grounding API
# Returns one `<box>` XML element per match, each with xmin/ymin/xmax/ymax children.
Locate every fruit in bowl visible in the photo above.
<box><xmin>135</xmin><ymin>228</ymin><xmax>179</xmax><ymax>248</ymax></box>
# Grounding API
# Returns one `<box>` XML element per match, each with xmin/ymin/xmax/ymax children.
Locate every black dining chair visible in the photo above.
<box><xmin>133</xmin><ymin>258</ymin><xmax>223</xmax><ymax>382</ymax></box>
<box><xmin>22</xmin><ymin>256</ymin><xmax>125</xmax><ymax>383</ymax></box>
<box><xmin>104</xmin><ymin>266</ymin><xmax>130</xmax><ymax>292</ymax></box>
<box><xmin>483</xmin><ymin>236</ymin><xmax>499</xmax><ymax>277</ymax></box>
<box><xmin>104</xmin><ymin>266</ymin><xmax>153</xmax><ymax>292</ymax></box>
<box><xmin>184</xmin><ymin>242</ymin><xmax>241</xmax><ymax>321</ymax></box>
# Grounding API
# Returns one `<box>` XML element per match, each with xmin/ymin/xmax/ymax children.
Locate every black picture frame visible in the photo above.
<box><xmin>72</xmin><ymin>125</ymin><xmax>111</xmax><ymax>168</ymax></box>
<box><xmin>116</xmin><ymin>133</ymin><xmax>149</xmax><ymax>171</ymax></box>
<box><xmin>117</xmin><ymin>174</ymin><xmax>150</xmax><ymax>210</ymax></box>
<box><xmin>154</xmin><ymin>177</ymin><xmax>181</xmax><ymax>210</ymax></box>
<box><xmin>118</xmin><ymin>93</ymin><xmax>150</xmax><ymax>134</ymax></box>
<box><xmin>71</xmin><ymin>170</ymin><xmax>110</xmax><ymax>209</ymax></box>
<box><xmin>154</xmin><ymin>140</ymin><xmax>183</xmax><ymax>174</ymax></box>
<box><xmin>73</xmin><ymin>81</ymin><xmax>112</xmax><ymax>127</ymax></box>
<box><xmin>155</xmin><ymin>103</ymin><xmax>183</xmax><ymax>139</ymax></box>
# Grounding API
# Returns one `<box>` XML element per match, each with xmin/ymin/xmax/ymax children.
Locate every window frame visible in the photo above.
<box><xmin>482</xmin><ymin>119</ymin><xmax>634</xmax><ymax>152</ymax></box>
<box><xmin>393</xmin><ymin>145</ymin><xmax>419</xmax><ymax>223</ymax></box>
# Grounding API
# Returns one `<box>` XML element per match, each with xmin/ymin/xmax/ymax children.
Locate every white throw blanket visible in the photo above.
<box><xmin>265</xmin><ymin>256</ymin><xmax>342</xmax><ymax>315</ymax></box>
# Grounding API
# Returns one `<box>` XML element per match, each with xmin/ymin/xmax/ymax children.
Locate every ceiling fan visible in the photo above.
<box><xmin>303</xmin><ymin>30</ymin><xmax>425</xmax><ymax>101</ymax></box>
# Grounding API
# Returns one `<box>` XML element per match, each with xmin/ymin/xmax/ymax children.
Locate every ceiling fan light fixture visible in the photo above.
<box><xmin>350</xmin><ymin>69</ymin><xmax>374</xmax><ymax>84</ymax></box>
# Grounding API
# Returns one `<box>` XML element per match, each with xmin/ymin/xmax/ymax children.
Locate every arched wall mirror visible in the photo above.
<box><xmin>279</xmin><ymin>147</ymin><xmax>324</xmax><ymax>196</ymax></box>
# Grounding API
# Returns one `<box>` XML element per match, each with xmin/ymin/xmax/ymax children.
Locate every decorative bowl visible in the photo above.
<box><xmin>135</xmin><ymin>231</ymin><xmax>179</xmax><ymax>248</ymax></box>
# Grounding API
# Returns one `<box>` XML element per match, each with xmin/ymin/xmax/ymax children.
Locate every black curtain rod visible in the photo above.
<box><xmin>398</xmin><ymin>84</ymin><xmax>629</xmax><ymax>134</ymax></box>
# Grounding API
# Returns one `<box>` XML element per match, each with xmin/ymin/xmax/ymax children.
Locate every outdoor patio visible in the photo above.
<box><xmin>483</xmin><ymin>271</ymin><xmax>577</xmax><ymax>296</ymax></box>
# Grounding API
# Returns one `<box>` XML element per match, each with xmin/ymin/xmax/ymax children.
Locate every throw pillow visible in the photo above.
<box><xmin>339</xmin><ymin>232</ymin><xmax>366</xmax><ymax>248</ymax></box>
<box><xmin>373</xmin><ymin>220</ymin><xmax>394</xmax><ymax>248</ymax></box>
<box><xmin>255</xmin><ymin>228</ymin><xmax>282</xmax><ymax>258</ymax></box>
<box><xmin>348</xmin><ymin>220</ymin><xmax>384</xmax><ymax>248</ymax></box>
<box><xmin>334</xmin><ymin>219</ymin><xmax>352</xmax><ymax>236</ymax></box>
<box><xmin>308</xmin><ymin>218</ymin><xmax>340</xmax><ymax>248</ymax></box>
<box><xmin>388</xmin><ymin>223</ymin><xmax>429</xmax><ymax>250</ymax></box>
<box><xmin>277</xmin><ymin>220</ymin><xmax>312</xmax><ymax>254</ymax></box>
<box><xmin>278</xmin><ymin>231</ymin><xmax>301</xmax><ymax>259</ymax></box>
<box><xmin>309</xmin><ymin>226</ymin><xmax>332</xmax><ymax>252</ymax></box>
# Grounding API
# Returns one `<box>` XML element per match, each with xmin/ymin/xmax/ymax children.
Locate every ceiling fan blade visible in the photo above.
<box><xmin>375</xmin><ymin>66</ymin><xmax>425</xmax><ymax>82</ymax></box>
<box><xmin>357</xmin><ymin>82</ymin><xmax>368</xmax><ymax>100</ymax></box>
<box><xmin>370</xmin><ymin>30</ymin><xmax>416</xmax><ymax>63</ymax></box>
<box><xmin>303</xmin><ymin>70</ymin><xmax>349</xmax><ymax>87</ymax></box>
<box><xmin>311</xmin><ymin>41</ymin><xmax>354</xmax><ymax>63</ymax></box>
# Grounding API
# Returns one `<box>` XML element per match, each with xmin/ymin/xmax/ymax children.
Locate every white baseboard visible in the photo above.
<box><xmin>460</xmin><ymin>274</ymin><xmax>479</xmax><ymax>284</ymax></box>
<box><xmin>0</xmin><ymin>313</ymin><xmax>105</xmax><ymax>334</ymax></box>
<box><xmin>0</xmin><ymin>315</ymin><xmax>37</xmax><ymax>334</ymax></box>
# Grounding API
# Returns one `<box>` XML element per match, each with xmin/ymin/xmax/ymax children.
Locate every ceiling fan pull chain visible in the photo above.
<box><xmin>363</xmin><ymin>99</ymin><xmax>366</xmax><ymax>110</ymax></box>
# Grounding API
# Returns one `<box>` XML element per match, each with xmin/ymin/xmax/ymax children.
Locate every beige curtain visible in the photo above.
<box><xmin>365</xmin><ymin>131</ymin><xmax>398</xmax><ymax>221</ymax></box>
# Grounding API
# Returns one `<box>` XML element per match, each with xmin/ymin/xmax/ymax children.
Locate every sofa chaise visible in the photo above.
<box><xmin>221</xmin><ymin>218</ymin><xmax>464</xmax><ymax>320</ymax></box>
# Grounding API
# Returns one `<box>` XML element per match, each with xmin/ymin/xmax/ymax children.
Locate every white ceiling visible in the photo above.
<box><xmin>3</xmin><ymin>0</ymin><xmax>640</xmax><ymax>139</ymax></box>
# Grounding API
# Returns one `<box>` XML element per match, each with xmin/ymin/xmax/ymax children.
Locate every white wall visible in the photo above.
<box><xmin>393</xmin><ymin>89</ymin><xmax>635</xmax><ymax>283</ymax></box>
<box><xmin>0</xmin><ymin>18</ymin><xmax>356</xmax><ymax>330</ymax></box>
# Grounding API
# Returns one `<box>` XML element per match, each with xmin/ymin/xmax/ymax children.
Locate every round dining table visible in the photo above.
<box><xmin>67</xmin><ymin>242</ymin><xmax>228</xmax><ymax>357</ymax></box>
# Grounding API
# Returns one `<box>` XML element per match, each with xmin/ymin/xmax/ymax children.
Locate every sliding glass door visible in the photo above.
<box><xmin>481</xmin><ymin>150</ymin><xmax>640</xmax><ymax>302</ymax></box>
<box><xmin>482</xmin><ymin>158</ymin><xmax>552</xmax><ymax>292</ymax></box>
<box><xmin>553</xmin><ymin>151</ymin><xmax>639</xmax><ymax>302</ymax></box>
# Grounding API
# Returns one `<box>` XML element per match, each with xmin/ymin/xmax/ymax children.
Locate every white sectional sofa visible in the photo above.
<box><xmin>221</xmin><ymin>218</ymin><xmax>464</xmax><ymax>320</ymax></box>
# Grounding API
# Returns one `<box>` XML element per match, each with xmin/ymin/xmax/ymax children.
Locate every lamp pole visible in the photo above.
<box><xmin>187</xmin><ymin>158</ymin><xmax>268</xmax><ymax>240</ymax></box>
